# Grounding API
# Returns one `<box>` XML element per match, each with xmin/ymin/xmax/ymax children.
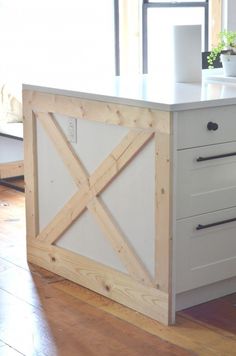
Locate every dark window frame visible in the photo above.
<box><xmin>114</xmin><ymin>0</ymin><xmax>120</xmax><ymax>75</ymax></box>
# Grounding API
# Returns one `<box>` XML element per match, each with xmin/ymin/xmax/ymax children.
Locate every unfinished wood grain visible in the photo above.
<box><xmin>23</xmin><ymin>88</ymin><xmax>173</xmax><ymax>325</ymax></box>
<box><xmin>209</xmin><ymin>0</ymin><xmax>222</xmax><ymax>48</ymax></box>
<box><xmin>3</xmin><ymin>184</ymin><xmax>236</xmax><ymax>355</ymax></box>
<box><xmin>55</xmin><ymin>280</ymin><xmax>236</xmax><ymax>356</ymax></box>
<box><xmin>0</xmin><ymin>160</ymin><xmax>24</xmax><ymax>179</ymax></box>
<box><xmin>155</xmin><ymin>114</ymin><xmax>173</xmax><ymax>299</ymax></box>
<box><xmin>37</xmin><ymin>112</ymin><xmax>153</xmax><ymax>286</ymax></box>
<box><xmin>24</xmin><ymin>90</ymin><xmax>170</xmax><ymax>130</ymax></box>
<box><xmin>27</xmin><ymin>241</ymin><xmax>170</xmax><ymax>325</ymax></box>
<box><xmin>23</xmin><ymin>91</ymin><xmax>39</xmax><ymax>241</ymax></box>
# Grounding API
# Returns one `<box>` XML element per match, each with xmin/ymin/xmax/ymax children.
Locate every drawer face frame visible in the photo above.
<box><xmin>176</xmin><ymin>206</ymin><xmax>236</xmax><ymax>293</ymax></box>
<box><xmin>176</xmin><ymin>141</ymin><xmax>236</xmax><ymax>219</ymax></box>
<box><xmin>177</xmin><ymin>105</ymin><xmax>236</xmax><ymax>149</ymax></box>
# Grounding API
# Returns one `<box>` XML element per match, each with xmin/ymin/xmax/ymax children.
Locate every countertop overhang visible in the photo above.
<box><xmin>23</xmin><ymin>70</ymin><xmax>236</xmax><ymax>112</ymax></box>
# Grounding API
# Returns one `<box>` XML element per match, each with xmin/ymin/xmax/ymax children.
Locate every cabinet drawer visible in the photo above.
<box><xmin>177</xmin><ymin>105</ymin><xmax>236</xmax><ymax>149</ymax></box>
<box><xmin>177</xmin><ymin>141</ymin><xmax>236</xmax><ymax>219</ymax></box>
<box><xmin>176</xmin><ymin>206</ymin><xmax>236</xmax><ymax>293</ymax></box>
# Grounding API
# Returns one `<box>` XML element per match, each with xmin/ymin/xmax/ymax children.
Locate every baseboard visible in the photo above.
<box><xmin>176</xmin><ymin>276</ymin><xmax>236</xmax><ymax>311</ymax></box>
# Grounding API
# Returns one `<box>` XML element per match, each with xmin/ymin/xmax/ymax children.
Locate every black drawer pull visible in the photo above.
<box><xmin>207</xmin><ymin>121</ymin><xmax>218</xmax><ymax>131</ymax></box>
<box><xmin>196</xmin><ymin>151</ymin><xmax>236</xmax><ymax>162</ymax></box>
<box><xmin>196</xmin><ymin>217</ymin><xmax>236</xmax><ymax>230</ymax></box>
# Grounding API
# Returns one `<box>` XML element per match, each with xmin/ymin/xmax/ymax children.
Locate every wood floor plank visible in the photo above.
<box><xmin>180</xmin><ymin>293</ymin><xmax>236</xmax><ymax>335</ymax></box>
<box><xmin>0</xmin><ymin>265</ymin><xmax>191</xmax><ymax>356</ymax></box>
<box><xmin>1</xmin><ymin>180</ymin><xmax>236</xmax><ymax>355</ymax></box>
<box><xmin>54</xmin><ymin>279</ymin><xmax>236</xmax><ymax>356</ymax></box>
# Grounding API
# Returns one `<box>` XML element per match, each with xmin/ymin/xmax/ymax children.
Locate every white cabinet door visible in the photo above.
<box><xmin>177</xmin><ymin>141</ymin><xmax>236</xmax><ymax>219</ymax></box>
<box><xmin>176</xmin><ymin>206</ymin><xmax>236</xmax><ymax>293</ymax></box>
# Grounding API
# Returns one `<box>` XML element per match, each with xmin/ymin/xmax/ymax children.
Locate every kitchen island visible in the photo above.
<box><xmin>23</xmin><ymin>72</ymin><xmax>236</xmax><ymax>325</ymax></box>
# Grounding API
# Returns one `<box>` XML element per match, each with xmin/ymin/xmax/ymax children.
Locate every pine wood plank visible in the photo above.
<box><xmin>23</xmin><ymin>91</ymin><xmax>39</xmax><ymax>241</ymax></box>
<box><xmin>23</xmin><ymin>89</ymin><xmax>172</xmax><ymax>325</ymax></box>
<box><xmin>2</xmin><ymin>185</ymin><xmax>236</xmax><ymax>355</ymax></box>
<box><xmin>54</xmin><ymin>279</ymin><xmax>236</xmax><ymax>356</ymax></box>
<box><xmin>155</xmin><ymin>115</ymin><xmax>173</xmax><ymax>296</ymax></box>
<box><xmin>27</xmin><ymin>241</ymin><xmax>170</xmax><ymax>325</ymax></box>
<box><xmin>24</xmin><ymin>90</ymin><xmax>170</xmax><ymax>130</ymax></box>
<box><xmin>0</xmin><ymin>161</ymin><xmax>24</xmax><ymax>179</ymax></box>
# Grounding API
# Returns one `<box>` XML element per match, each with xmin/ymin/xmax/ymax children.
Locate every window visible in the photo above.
<box><xmin>0</xmin><ymin>0</ymin><xmax>116</xmax><ymax>81</ymax></box>
<box><xmin>115</xmin><ymin>0</ymin><xmax>221</xmax><ymax>75</ymax></box>
<box><xmin>142</xmin><ymin>0</ymin><xmax>209</xmax><ymax>73</ymax></box>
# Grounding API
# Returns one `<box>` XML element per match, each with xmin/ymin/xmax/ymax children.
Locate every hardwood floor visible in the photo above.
<box><xmin>0</xmin><ymin>184</ymin><xmax>236</xmax><ymax>355</ymax></box>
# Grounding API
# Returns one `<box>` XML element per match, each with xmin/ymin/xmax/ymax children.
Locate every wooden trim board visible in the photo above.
<box><xmin>23</xmin><ymin>89</ymin><xmax>173</xmax><ymax>325</ymax></box>
<box><xmin>0</xmin><ymin>160</ymin><xmax>24</xmax><ymax>179</ymax></box>
<box><xmin>27</xmin><ymin>241</ymin><xmax>169</xmax><ymax>325</ymax></box>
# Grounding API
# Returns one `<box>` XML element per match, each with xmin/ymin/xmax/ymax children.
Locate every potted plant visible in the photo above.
<box><xmin>207</xmin><ymin>30</ymin><xmax>236</xmax><ymax>76</ymax></box>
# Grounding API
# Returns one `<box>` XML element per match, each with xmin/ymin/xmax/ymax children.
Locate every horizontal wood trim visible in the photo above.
<box><xmin>27</xmin><ymin>241</ymin><xmax>169</xmax><ymax>325</ymax></box>
<box><xmin>24</xmin><ymin>90</ymin><xmax>170</xmax><ymax>131</ymax></box>
<box><xmin>0</xmin><ymin>160</ymin><xmax>24</xmax><ymax>179</ymax></box>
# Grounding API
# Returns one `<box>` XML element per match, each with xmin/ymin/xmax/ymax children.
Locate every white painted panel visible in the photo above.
<box><xmin>37</xmin><ymin>120</ymin><xmax>77</xmax><ymax>231</ymax></box>
<box><xmin>176</xmin><ymin>206</ymin><xmax>236</xmax><ymax>293</ymax></box>
<box><xmin>56</xmin><ymin>209</ymin><xmax>127</xmax><ymax>274</ymax></box>
<box><xmin>177</xmin><ymin>141</ymin><xmax>236</xmax><ymax>219</ymax></box>
<box><xmin>37</xmin><ymin>115</ymin><xmax>155</xmax><ymax>275</ymax></box>
<box><xmin>101</xmin><ymin>139</ymin><xmax>155</xmax><ymax>278</ymax></box>
<box><xmin>0</xmin><ymin>136</ymin><xmax>23</xmax><ymax>162</ymax></box>
<box><xmin>55</xmin><ymin>114</ymin><xmax>129</xmax><ymax>174</ymax></box>
<box><xmin>177</xmin><ymin>105</ymin><xmax>236</xmax><ymax>149</ymax></box>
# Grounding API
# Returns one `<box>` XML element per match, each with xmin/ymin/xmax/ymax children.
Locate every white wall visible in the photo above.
<box><xmin>0</xmin><ymin>0</ymin><xmax>115</xmax><ymax>81</ymax></box>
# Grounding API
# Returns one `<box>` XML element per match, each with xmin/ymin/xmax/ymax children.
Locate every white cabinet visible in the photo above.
<box><xmin>176</xmin><ymin>106</ymin><xmax>236</xmax><ymax>293</ymax></box>
<box><xmin>177</xmin><ymin>141</ymin><xmax>236</xmax><ymax>218</ymax></box>
<box><xmin>176</xmin><ymin>206</ymin><xmax>236</xmax><ymax>293</ymax></box>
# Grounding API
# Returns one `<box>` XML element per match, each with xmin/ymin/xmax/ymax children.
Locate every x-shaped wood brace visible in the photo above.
<box><xmin>35</xmin><ymin>112</ymin><xmax>154</xmax><ymax>286</ymax></box>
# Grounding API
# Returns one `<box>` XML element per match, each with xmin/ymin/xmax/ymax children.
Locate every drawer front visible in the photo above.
<box><xmin>176</xmin><ymin>206</ymin><xmax>236</xmax><ymax>293</ymax></box>
<box><xmin>177</xmin><ymin>105</ymin><xmax>236</xmax><ymax>149</ymax></box>
<box><xmin>177</xmin><ymin>141</ymin><xmax>236</xmax><ymax>219</ymax></box>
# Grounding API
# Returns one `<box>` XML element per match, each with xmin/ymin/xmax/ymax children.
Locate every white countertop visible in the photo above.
<box><xmin>23</xmin><ymin>69</ymin><xmax>236</xmax><ymax>111</ymax></box>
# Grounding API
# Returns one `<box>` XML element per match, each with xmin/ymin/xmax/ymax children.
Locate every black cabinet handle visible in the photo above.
<box><xmin>196</xmin><ymin>151</ymin><xmax>236</xmax><ymax>162</ymax></box>
<box><xmin>207</xmin><ymin>121</ymin><xmax>218</xmax><ymax>131</ymax></box>
<box><xmin>196</xmin><ymin>217</ymin><xmax>236</xmax><ymax>230</ymax></box>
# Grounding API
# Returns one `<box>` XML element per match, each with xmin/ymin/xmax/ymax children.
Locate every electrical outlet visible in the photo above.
<box><xmin>67</xmin><ymin>118</ymin><xmax>77</xmax><ymax>143</ymax></box>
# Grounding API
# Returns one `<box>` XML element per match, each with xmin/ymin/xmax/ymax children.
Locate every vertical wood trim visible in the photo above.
<box><xmin>23</xmin><ymin>90</ymin><xmax>39</xmax><ymax>241</ymax></box>
<box><xmin>209</xmin><ymin>0</ymin><xmax>222</xmax><ymax>49</ymax></box>
<box><xmin>155</xmin><ymin>112</ymin><xmax>173</xmax><ymax>321</ymax></box>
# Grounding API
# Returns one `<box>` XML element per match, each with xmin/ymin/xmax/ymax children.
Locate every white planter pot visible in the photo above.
<box><xmin>221</xmin><ymin>54</ymin><xmax>236</xmax><ymax>77</ymax></box>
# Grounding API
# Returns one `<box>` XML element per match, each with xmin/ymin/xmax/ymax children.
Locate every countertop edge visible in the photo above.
<box><xmin>23</xmin><ymin>83</ymin><xmax>236</xmax><ymax>112</ymax></box>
